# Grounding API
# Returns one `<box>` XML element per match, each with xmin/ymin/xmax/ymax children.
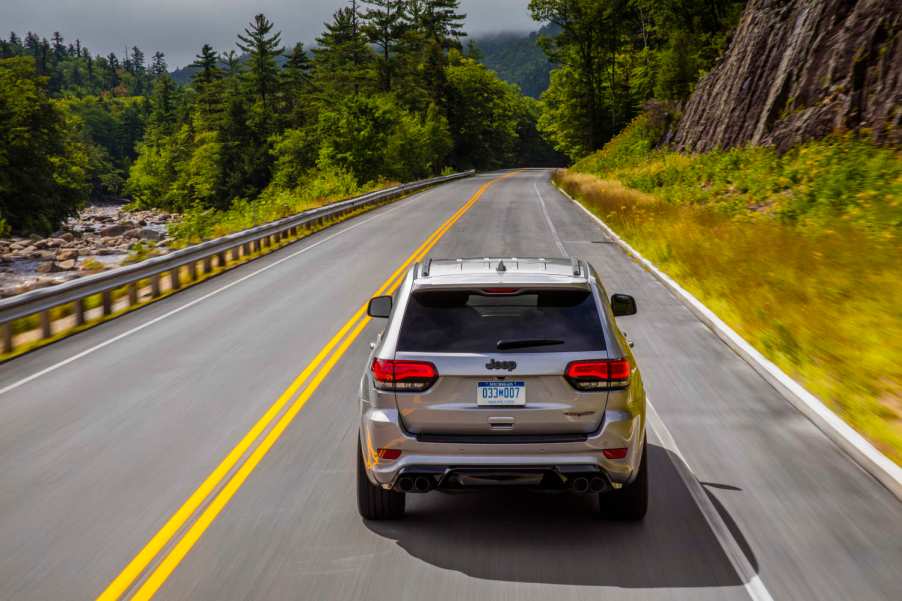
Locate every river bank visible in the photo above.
<box><xmin>0</xmin><ymin>202</ymin><xmax>178</xmax><ymax>298</ymax></box>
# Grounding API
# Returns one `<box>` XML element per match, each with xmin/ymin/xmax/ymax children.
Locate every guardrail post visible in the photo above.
<box><xmin>101</xmin><ymin>290</ymin><xmax>113</xmax><ymax>316</ymax></box>
<box><xmin>74</xmin><ymin>298</ymin><xmax>86</xmax><ymax>325</ymax></box>
<box><xmin>242</xmin><ymin>242</ymin><xmax>251</xmax><ymax>256</ymax></box>
<box><xmin>40</xmin><ymin>310</ymin><xmax>52</xmax><ymax>339</ymax></box>
<box><xmin>1</xmin><ymin>322</ymin><xmax>12</xmax><ymax>354</ymax></box>
<box><xmin>170</xmin><ymin>268</ymin><xmax>181</xmax><ymax>291</ymax></box>
<box><xmin>127</xmin><ymin>283</ymin><xmax>138</xmax><ymax>306</ymax></box>
<box><xmin>151</xmin><ymin>274</ymin><xmax>162</xmax><ymax>298</ymax></box>
<box><xmin>187</xmin><ymin>261</ymin><xmax>197</xmax><ymax>282</ymax></box>
<box><xmin>203</xmin><ymin>256</ymin><xmax>213</xmax><ymax>274</ymax></box>
<box><xmin>231</xmin><ymin>247</ymin><xmax>240</xmax><ymax>261</ymax></box>
<box><xmin>218</xmin><ymin>251</ymin><xmax>228</xmax><ymax>267</ymax></box>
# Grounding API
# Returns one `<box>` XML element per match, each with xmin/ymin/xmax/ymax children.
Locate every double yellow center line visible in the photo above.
<box><xmin>98</xmin><ymin>172</ymin><xmax>512</xmax><ymax>600</ymax></box>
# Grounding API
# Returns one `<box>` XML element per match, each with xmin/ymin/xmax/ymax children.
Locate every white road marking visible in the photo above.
<box><xmin>533</xmin><ymin>182</ymin><xmax>568</xmax><ymax>257</ymax></box>
<box><xmin>0</xmin><ymin>199</ymin><xmax>419</xmax><ymax>397</ymax></box>
<box><xmin>647</xmin><ymin>400</ymin><xmax>776</xmax><ymax>601</ymax></box>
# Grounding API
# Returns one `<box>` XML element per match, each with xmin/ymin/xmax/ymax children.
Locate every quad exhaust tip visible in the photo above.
<box><xmin>396</xmin><ymin>475</ymin><xmax>435</xmax><ymax>493</ymax></box>
<box><xmin>571</xmin><ymin>475</ymin><xmax>608</xmax><ymax>494</ymax></box>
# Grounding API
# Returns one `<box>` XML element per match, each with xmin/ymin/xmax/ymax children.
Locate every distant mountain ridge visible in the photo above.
<box><xmin>474</xmin><ymin>24</ymin><xmax>557</xmax><ymax>98</ymax></box>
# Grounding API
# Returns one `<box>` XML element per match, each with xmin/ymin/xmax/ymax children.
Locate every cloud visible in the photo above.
<box><xmin>1</xmin><ymin>0</ymin><xmax>537</xmax><ymax>68</ymax></box>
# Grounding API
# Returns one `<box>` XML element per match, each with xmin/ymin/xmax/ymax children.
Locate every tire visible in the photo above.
<box><xmin>599</xmin><ymin>439</ymin><xmax>648</xmax><ymax>521</ymax></box>
<box><xmin>356</xmin><ymin>438</ymin><xmax>405</xmax><ymax>520</ymax></box>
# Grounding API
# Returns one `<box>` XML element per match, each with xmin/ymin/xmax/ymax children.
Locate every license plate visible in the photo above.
<box><xmin>477</xmin><ymin>381</ymin><xmax>526</xmax><ymax>406</ymax></box>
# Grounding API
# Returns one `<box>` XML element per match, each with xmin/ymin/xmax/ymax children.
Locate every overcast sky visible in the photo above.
<box><xmin>2</xmin><ymin>0</ymin><xmax>538</xmax><ymax>68</ymax></box>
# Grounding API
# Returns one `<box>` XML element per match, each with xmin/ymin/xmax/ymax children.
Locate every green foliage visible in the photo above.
<box><xmin>61</xmin><ymin>95</ymin><xmax>147</xmax><ymax>198</ymax></box>
<box><xmin>530</xmin><ymin>0</ymin><xmax>744</xmax><ymax>159</ymax></box>
<box><xmin>445</xmin><ymin>55</ymin><xmax>520</xmax><ymax>169</ymax></box>
<box><xmin>313</xmin><ymin>7</ymin><xmax>377</xmax><ymax>98</ymax></box>
<box><xmin>237</xmin><ymin>14</ymin><xmax>283</xmax><ymax>113</ymax></box>
<box><xmin>360</xmin><ymin>0</ymin><xmax>409</xmax><ymax>92</ymax></box>
<box><xmin>0</xmin><ymin>57</ymin><xmax>89</xmax><ymax>234</ymax></box>
<box><xmin>169</xmin><ymin>166</ymin><xmax>373</xmax><ymax>245</ymax></box>
<box><xmin>574</xmin><ymin>113</ymin><xmax>902</xmax><ymax>233</ymax></box>
<box><xmin>383</xmin><ymin>104</ymin><xmax>454</xmax><ymax>180</ymax></box>
<box><xmin>316</xmin><ymin>95</ymin><xmax>398</xmax><ymax>183</ymax></box>
<box><xmin>4</xmin><ymin>2</ymin><xmax>563</xmax><ymax>236</ymax></box>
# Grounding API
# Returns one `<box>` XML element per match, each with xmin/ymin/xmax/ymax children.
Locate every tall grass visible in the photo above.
<box><xmin>168</xmin><ymin>168</ymin><xmax>392</xmax><ymax>247</ymax></box>
<box><xmin>561</xmin><ymin>119</ymin><xmax>902</xmax><ymax>462</ymax></box>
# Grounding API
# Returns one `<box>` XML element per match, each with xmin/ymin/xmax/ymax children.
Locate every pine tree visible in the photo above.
<box><xmin>150</xmin><ymin>51</ymin><xmax>167</xmax><ymax>78</ymax></box>
<box><xmin>416</xmin><ymin>0</ymin><xmax>465</xmax><ymax>49</ymax></box>
<box><xmin>148</xmin><ymin>73</ymin><xmax>178</xmax><ymax>133</ymax></box>
<box><xmin>192</xmin><ymin>44</ymin><xmax>224</xmax><ymax>123</ymax></box>
<box><xmin>51</xmin><ymin>32</ymin><xmax>66</xmax><ymax>61</ymax></box>
<box><xmin>313</xmin><ymin>7</ymin><xmax>375</xmax><ymax>97</ymax></box>
<box><xmin>130</xmin><ymin>46</ymin><xmax>146</xmax><ymax>94</ymax></box>
<box><xmin>404</xmin><ymin>0</ymin><xmax>466</xmax><ymax>107</ymax></box>
<box><xmin>236</xmin><ymin>14</ymin><xmax>283</xmax><ymax>111</ymax></box>
<box><xmin>106</xmin><ymin>52</ymin><xmax>120</xmax><ymax>89</ymax></box>
<box><xmin>280</xmin><ymin>43</ymin><xmax>312</xmax><ymax>126</ymax></box>
<box><xmin>192</xmin><ymin>44</ymin><xmax>222</xmax><ymax>87</ymax></box>
<box><xmin>222</xmin><ymin>50</ymin><xmax>242</xmax><ymax>78</ymax></box>
<box><xmin>360</xmin><ymin>0</ymin><xmax>408</xmax><ymax>92</ymax></box>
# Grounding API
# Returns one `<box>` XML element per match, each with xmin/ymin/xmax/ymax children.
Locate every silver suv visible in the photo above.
<box><xmin>357</xmin><ymin>258</ymin><xmax>647</xmax><ymax>520</ymax></box>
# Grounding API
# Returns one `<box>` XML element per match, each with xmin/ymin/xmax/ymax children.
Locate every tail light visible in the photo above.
<box><xmin>565</xmin><ymin>359</ymin><xmax>631</xmax><ymax>391</ymax></box>
<box><xmin>371</xmin><ymin>359</ymin><xmax>438</xmax><ymax>392</ymax></box>
<box><xmin>603</xmin><ymin>448</ymin><xmax>628</xmax><ymax>459</ymax></box>
<box><xmin>376</xmin><ymin>448</ymin><xmax>402</xmax><ymax>460</ymax></box>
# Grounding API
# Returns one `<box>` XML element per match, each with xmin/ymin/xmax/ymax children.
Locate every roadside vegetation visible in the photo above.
<box><xmin>556</xmin><ymin>115</ymin><xmax>901</xmax><ymax>461</ymax></box>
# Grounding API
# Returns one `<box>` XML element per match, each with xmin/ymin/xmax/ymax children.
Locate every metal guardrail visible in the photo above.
<box><xmin>0</xmin><ymin>170</ymin><xmax>475</xmax><ymax>354</ymax></box>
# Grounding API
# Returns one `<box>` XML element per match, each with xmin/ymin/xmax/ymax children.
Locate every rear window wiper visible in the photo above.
<box><xmin>496</xmin><ymin>338</ymin><xmax>565</xmax><ymax>351</ymax></box>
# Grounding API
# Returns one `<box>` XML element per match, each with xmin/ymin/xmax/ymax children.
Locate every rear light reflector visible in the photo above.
<box><xmin>376</xmin><ymin>448</ymin><xmax>402</xmax><ymax>460</ymax></box>
<box><xmin>482</xmin><ymin>288</ymin><xmax>520</xmax><ymax>294</ymax></box>
<box><xmin>564</xmin><ymin>359</ymin><xmax>631</xmax><ymax>390</ymax></box>
<box><xmin>603</xmin><ymin>448</ymin><xmax>628</xmax><ymax>459</ymax></box>
<box><xmin>371</xmin><ymin>359</ymin><xmax>438</xmax><ymax>392</ymax></box>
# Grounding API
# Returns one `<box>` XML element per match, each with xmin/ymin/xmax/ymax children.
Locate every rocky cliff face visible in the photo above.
<box><xmin>673</xmin><ymin>0</ymin><xmax>901</xmax><ymax>152</ymax></box>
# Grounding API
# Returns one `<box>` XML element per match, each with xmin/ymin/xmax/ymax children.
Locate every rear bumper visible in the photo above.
<box><xmin>359</xmin><ymin>404</ymin><xmax>645</xmax><ymax>489</ymax></box>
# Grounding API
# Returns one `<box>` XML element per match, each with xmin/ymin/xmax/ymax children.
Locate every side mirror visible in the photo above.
<box><xmin>367</xmin><ymin>295</ymin><xmax>392</xmax><ymax>318</ymax></box>
<box><xmin>611</xmin><ymin>293</ymin><xmax>637</xmax><ymax>317</ymax></box>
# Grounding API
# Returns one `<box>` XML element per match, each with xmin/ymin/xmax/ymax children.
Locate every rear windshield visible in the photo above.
<box><xmin>397</xmin><ymin>289</ymin><xmax>606</xmax><ymax>353</ymax></box>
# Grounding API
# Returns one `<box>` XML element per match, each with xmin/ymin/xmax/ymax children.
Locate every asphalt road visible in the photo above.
<box><xmin>0</xmin><ymin>170</ymin><xmax>899</xmax><ymax>601</ymax></box>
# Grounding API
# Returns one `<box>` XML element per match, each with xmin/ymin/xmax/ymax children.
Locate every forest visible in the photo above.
<box><xmin>0</xmin><ymin>0</ymin><xmax>560</xmax><ymax>238</ymax></box>
<box><xmin>528</xmin><ymin>0</ymin><xmax>746</xmax><ymax>160</ymax></box>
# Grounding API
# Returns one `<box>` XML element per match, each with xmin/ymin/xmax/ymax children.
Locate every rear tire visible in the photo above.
<box><xmin>599</xmin><ymin>439</ymin><xmax>648</xmax><ymax>521</ymax></box>
<box><xmin>357</xmin><ymin>438</ymin><xmax>405</xmax><ymax>520</ymax></box>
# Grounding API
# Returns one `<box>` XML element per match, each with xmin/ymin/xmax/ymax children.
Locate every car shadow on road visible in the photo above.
<box><xmin>365</xmin><ymin>444</ymin><xmax>756</xmax><ymax>588</ymax></box>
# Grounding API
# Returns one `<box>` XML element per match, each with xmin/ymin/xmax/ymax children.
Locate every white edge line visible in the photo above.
<box><xmin>646</xmin><ymin>400</ymin><xmax>776</xmax><ymax>601</ymax></box>
<box><xmin>533</xmin><ymin>182</ymin><xmax>568</xmax><ymax>257</ymax></box>
<box><xmin>555</xmin><ymin>183</ymin><xmax>902</xmax><ymax>500</ymax></box>
<box><xmin>0</xmin><ymin>198</ymin><xmax>419</xmax><ymax>397</ymax></box>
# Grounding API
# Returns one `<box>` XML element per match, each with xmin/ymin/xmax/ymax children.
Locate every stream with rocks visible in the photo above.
<box><xmin>0</xmin><ymin>202</ymin><xmax>179</xmax><ymax>299</ymax></box>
